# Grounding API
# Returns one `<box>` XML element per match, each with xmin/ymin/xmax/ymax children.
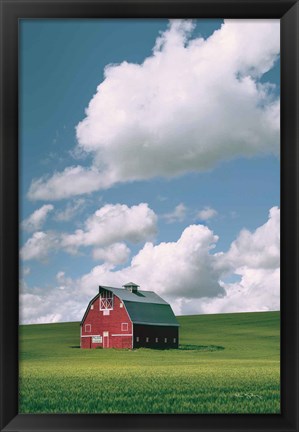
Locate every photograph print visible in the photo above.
<box><xmin>19</xmin><ymin>18</ymin><xmax>280</xmax><ymax>414</ymax></box>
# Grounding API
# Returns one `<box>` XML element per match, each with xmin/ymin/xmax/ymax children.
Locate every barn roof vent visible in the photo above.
<box><xmin>123</xmin><ymin>282</ymin><xmax>139</xmax><ymax>293</ymax></box>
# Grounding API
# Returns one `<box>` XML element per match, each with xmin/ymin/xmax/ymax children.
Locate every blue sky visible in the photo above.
<box><xmin>19</xmin><ymin>19</ymin><xmax>280</xmax><ymax>323</ymax></box>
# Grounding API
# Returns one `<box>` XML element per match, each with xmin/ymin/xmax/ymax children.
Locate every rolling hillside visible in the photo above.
<box><xmin>19</xmin><ymin>311</ymin><xmax>280</xmax><ymax>414</ymax></box>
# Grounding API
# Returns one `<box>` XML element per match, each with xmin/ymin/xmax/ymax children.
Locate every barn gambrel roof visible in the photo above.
<box><xmin>100</xmin><ymin>286</ymin><xmax>168</xmax><ymax>304</ymax></box>
<box><xmin>80</xmin><ymin>285</ymin><xmax>179</xmax><ymax>327</ymax></box>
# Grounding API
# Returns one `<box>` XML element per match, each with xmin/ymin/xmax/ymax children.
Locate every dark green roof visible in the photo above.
<box><xmin>100</xmin><ymin>286</ymin><xmax>168</xmax><ymax>304</ymax></box>
<box><xmin>124</xmin><ymin>301</ymin><xmax>179</xmax><ymax>326</ymax></box>
<box><xmin>100</xmin><ymin>285</ymin><xmax>179</xmax><ymax>327</ymax></box>
<box><xmin>122</xmin><ymin>282</ymin><xmax>139</xmax><ymax>288</ymax></box>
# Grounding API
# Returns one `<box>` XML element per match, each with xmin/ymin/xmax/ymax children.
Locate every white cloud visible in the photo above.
<box><xmin>21</xmin><ymin>204</ymin><xmax>54</xmax><ymax>232</ymax></box>
<box><xmin>19</xmin><ymin>291</ymin><xmax>87</xmax><ymax>324</ymax></box>
<box><xmin>61</xmin><ymin>203</ymin><xmax>157</xmax><ymax>252</ymax></box>
<box><xmin>56</xmin><ymin>271</ymin><xmax>66</xmax><ymax>283</ymax></box>
<box><xmin>27</xmin><ymin>19</ymin><xmax>280</xmax><ymax>201</ymax></box>
<box><xmin>216</xmin><ymin>206</ymin><xmax>280</xmax><ymax>272</ymax></box>
<box><xmin>92</xmin><ymin>243</ymin><xmax>130</xmax><ymax>265</ymax></box>
<box><xmin>177</xmin><ymin>267</ymin><xmax>280</xmax><ymax>316</ymax></box>
<box><xmin>20</xmin><ymin>231</ymin><xmax>59</xmax><ymax>261</ymax></box>
<box><xmin>176</xmin><ymin>206</ymin><xmax>280</xmax><ymax>315</ymax></box>
<box><xmin>28</xmin><ymin>166</ymin><xmax>104</xmax><ymax>201</ymax></box>
<box><xmin>54</xmin><ymin>198</ymin><xmax>86</xmax><ymax>222</ymax></box>
<box><xmin>197</xmin><ymin>206</ymin><xmax>217</xmax><ymax>221</ymax></box>
<box><xmin>162</xmin><ymin>203</ymin><xmax>187</xmax><ymax>223</ymax></box>
<box><xmin>20</xmin><ymin>207</ymin><xmax>280</xmax><ymax>323</ymax></box>
<box><xmin>20</xmin><ymin>203</ymin><xmax>157</xmax><ymax>261</ymax></box>
<box><xmin>76</xmin><ymin>224</ymin><xmax>224</xmax><ymax>299</ymax></box>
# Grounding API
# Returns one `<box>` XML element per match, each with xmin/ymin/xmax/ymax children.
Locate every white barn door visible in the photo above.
<box><xmin>103</xmin><ymin>331</ymin><xmax>109</xmax><ymax>348</ymax></box>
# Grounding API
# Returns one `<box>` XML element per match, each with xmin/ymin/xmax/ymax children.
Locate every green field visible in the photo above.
<box><xmin>19</xmin><ymin>311</ymin><xmax>280</xmax><ymax>414</ymax></box>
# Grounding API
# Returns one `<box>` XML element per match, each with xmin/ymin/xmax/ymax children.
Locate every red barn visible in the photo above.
<box><xmin>80</xmin><ymin>282</ymin><xmax>179</xmax><ymax>349</ymax></box>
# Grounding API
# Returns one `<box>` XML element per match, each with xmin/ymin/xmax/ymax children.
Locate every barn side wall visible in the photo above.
<box><xmin>133</xmin><ymin>324</ymin><xmax>179</xmax><ymax>349</ymax></box>
<box><xmin>81</xmin><ymin>295</ymin><xmax>132</xmax><ymax>349</ymax></box>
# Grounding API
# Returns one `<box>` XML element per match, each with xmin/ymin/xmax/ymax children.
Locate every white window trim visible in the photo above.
<box><xmin>121</xmin><ymin>322</ymin><xmax>128</xmax><ymax>332</ymax></box>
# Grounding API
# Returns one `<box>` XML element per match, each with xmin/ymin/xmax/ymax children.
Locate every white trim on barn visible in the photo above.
<box><xmin>81</xmin><ymin>334</ymin><xmax>102</xmax><ymax>338</ymax></box>
<box><xmin>103</xmin><ymin>331</ymin><xmax>109</xmax><ymax>348</ymax></box>
<box><xmin>121</xmin><ymin>300</ymin><xmax>133</xmax><ymax>349</ymax></box>
<box><xmin>111</xmin><ymin>334</ymin><xmax>133</xmax><ymax>337</ymax></box>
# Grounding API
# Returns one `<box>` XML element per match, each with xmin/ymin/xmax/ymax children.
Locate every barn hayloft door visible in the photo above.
<box><xmin>100</xmin><ymin>290</ymin><xmax>113</xmax><ymax>310</ymax></box>
<box><xmin>103</xmin><ymin>331</ymin><xmax>109</xmax><ymax>348</ymax></box>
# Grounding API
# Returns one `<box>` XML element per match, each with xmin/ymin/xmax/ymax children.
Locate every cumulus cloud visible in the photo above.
<box><xmin>20</xmin><ymin>231</ymin><xmax>59</xmax><ymax>261</ymax></box>
<box><xmin>20</xmin><ymin>203</ymin><xmax>157</xmax><ymax>261</ymax></box>
<box><xmin>216</xmin><ymin>206</ymin><xmax>280</xmax><ymax>272</ymax></box>
<box><xmin>76</xmin><ymin>224</ymin><xmax>224</xmax><ymax>299</ymax></box>
<box><xmin>28</xmin><ymin>166</ymin><xmax>103</xmax><ymax>201</ymax></box>
<box><xmin>203</xmin><ymin>268</ymin><xmax>279</xmax><ymax>314</ymax></box>
<box><xmin>21</xmin><ymin>204</ymin><xmax>54</xmax><ymax>232</ymax></box>
<box><xmin>162</xmin><ymin>203</ymin><xmax>187</xmax><ymax>223</ymax></box>
<box><xmin>175</xmin><ymin>207</ymin><xmax>280</xmax><ymax>315</ymax></box>
<box><xmin>28</xmin><ymin>19</ymin><xmax>280</xmax><ymax>201</ymax></box>
<box><xmin>20</xmin><ymin>207</ymin><xmax>280</xmax><ymax>323</ymax></box>
<box><xmin>54</xmin><ymin>198</ymin><xmax>86</xmax><ymax>222</ymax></box>
<box><xmin>20</xmin><ymin>271</ymin><xmax>89</xmax><ymax>324</ymax></box>
<box><xmin>197</xmin><ymin>206</ymin><xmax>217</xmax><ymax>221</ymax></box>
<box><xmin>92</xmin><ymin>243</ymin><xmax>131</xmax><ymax>265</ymax></box>
<box><xmin>61</xmin><ymin>203</ymin><xmax>157</xmax><ymax>253</ymax></box>
<box><xmin>19</xmin><ymin>291</ymin><xmax>87</xmax><ymax>324</ymax></box>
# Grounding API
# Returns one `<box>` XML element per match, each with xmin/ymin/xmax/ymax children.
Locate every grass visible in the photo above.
<box><xmin>19</xmin><ymin>311</ymin><xmax>280</xmax><ymax>414</ymax></box>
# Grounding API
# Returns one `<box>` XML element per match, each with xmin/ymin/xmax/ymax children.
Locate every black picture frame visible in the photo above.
<box><xmin>0</xmin><ymin>0</ymin><xmax>298</xmax><ymax>431</ymax></box>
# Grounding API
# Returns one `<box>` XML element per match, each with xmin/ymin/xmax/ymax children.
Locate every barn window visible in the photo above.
<box><xmin>164</xmin><ymin>338</ymin><xmax>167</xmax><ymax>343</ymax></box>
<box><xmin>146</xmin><ymin>337</ymin><xmax>149</xmax><ymax>343</ymax></box>
<box><xmin>173</xmin><ymin>338</ymin><xmax>176</xmax><ymax>343</ymax></box>
<box><xmin>121</xmin><ymin>323</ymin><xmax>128</xmax><ymax>332</ymax></box>
<box><xmin>120</xmin><ymin>302</ymin><xmax>123</xmax><ymax>308</ymax></box>
<box><xmin>136</xmin><ymin>337</ymin><xmax>139</xmax><ymax>342</ymax></box>
<box><xmin>85</xmin><ymin>324</ymin><xmax>91</xmax><ymax>332</ymax></box>
<box><xmin>155</xmin><ymin>338</ymin><xmax>158</xmax><ymax>343</ymax></box>
<box><xmin>99</xmin><ymin>290</ymin><xmax>113</xmax><ymax>310</ymax></box>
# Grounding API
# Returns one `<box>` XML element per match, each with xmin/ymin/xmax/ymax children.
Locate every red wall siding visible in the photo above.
<box><xmin>81</xmin><ymin>295</ymin><xmax>132</xmax><ymax>349</ymax></box>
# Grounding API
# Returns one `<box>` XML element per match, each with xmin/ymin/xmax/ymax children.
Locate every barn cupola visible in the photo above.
<box><xmin>123</xmin><ymin>282</ymin><xmax>139</xmax><ymax>293</ymax></box>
